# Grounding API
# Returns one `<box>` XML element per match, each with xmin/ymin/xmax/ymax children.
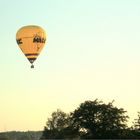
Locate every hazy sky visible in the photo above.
<box><xmin>0</xmin><ymin>0</ymin><xmax>140</xmax><ymax>131</ymax></box>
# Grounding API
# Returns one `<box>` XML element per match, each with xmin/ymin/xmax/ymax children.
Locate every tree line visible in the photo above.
<box><xmin>0</xmin><ymin>131</ymin><xmax>42</xmax><ymax>140</ymax></box>
<box><xmin>40</xmin><ymin>99</ymin><xmax>140</xmax><ymax>139</ymax></box>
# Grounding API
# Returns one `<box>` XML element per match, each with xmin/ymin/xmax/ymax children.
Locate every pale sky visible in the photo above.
<box><xmin>0</xmin><ymin>0</ymin><xmax>140</xmax><ymax>131</ymax></box>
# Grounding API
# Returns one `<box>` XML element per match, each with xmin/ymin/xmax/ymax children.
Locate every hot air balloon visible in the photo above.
<box><xmin>16</xmin><ymin>25</ymin><xmax>47</xmax><ymax>68</ymax></box>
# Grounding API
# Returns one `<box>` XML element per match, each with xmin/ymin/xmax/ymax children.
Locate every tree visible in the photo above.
<box><xmin>130</xmin><ymin>112</ymin><xmax>140</xmax><ymax>138</ymax></box>
<box><xmin>133</xmin><ymin>112</ymin><xmax>140</xmax><ymax>130</ymax></box>
<box><xmin>71</xmin><ymin>99</ymin><xmax>129</xmax><ymax>139</ymax></box>
<box><xmin>46</xmin><ymin>109</ymin><xmax>69</xmax><ymax>130</ymax></box>
<box><xmin>40</xmin><ymin>109</ymin><xmax>79</xmax><ymax>139</ymax></box>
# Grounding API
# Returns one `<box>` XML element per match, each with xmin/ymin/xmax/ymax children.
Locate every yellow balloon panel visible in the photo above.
<box><xmin>16</xmin><ymin>25</ymin><xmax>47</xmax><ymax>64</ymax></box>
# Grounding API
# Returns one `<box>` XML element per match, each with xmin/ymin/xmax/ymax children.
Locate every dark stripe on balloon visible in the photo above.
<box><xmin>25</xmin><ymin>53</ymin><xmax>39</xmax><ymax>56</ymax></box>
<box><xmin>28</xmin><ymin>58</ymin><xmax>36</xmax><ymax>60</ymax></box>
<box><xmin>27</xmin><ymin>58</ymin><xmax>37</xmax><ymax>64</ymax></box>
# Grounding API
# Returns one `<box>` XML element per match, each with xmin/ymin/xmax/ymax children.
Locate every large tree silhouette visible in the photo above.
<box><xmin>71</xmin><ymin>99</ymin><xmax>129</xmax><ymax>139</ymax></box>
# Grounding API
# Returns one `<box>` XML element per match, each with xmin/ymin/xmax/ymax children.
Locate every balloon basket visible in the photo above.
<box><xmin>31</xmin><ymin>65</ymin><xmax>34</xmax><ymax>68</ymax></box>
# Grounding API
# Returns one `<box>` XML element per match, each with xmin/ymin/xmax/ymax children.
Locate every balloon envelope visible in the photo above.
<box><xmin>16</xmin><ymin>25</ymin><xmax>47</xmax><ymax>68</ymax></box>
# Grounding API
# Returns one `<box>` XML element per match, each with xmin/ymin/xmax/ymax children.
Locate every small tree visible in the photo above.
<box><xmin>46</xmin><ymin>109</ymin><xmax>69</xmax><ymax>131</ymax></box>
<box><xmin>133</xmin><ymin>112</ymin><xmax>140</xmax><ymax>130</ymax></box>
<box><xmin>130</xmin><ymin>112</ymin><xmax>140</xmax><ymax>138</ymax></box>
<box><xmin>40</xmin><ymin>109</ymin><xmax>79</xmax><ymax>139</ymax></box>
